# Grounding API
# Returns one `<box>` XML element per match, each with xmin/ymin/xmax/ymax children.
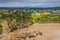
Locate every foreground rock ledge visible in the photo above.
<box><xmin>1</xmin><ymin>23</ymin><xmax>60</xmax><ymax>40</ymax></box>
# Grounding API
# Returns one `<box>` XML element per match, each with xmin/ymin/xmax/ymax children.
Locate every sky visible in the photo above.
<box><xmin>0</xmin><ymin>0</ymin><xmax>60</xmax><ymax>7</ymax></box>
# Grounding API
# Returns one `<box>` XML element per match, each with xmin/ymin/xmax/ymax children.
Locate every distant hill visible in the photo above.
<box><xmin>0</xmin><ymin>7</ymin><xmax>60</xmax><ymax>10</ymax></box>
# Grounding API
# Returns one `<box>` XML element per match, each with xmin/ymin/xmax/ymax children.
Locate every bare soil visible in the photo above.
<box><xmin>2</xmin><ymin>23</ymin><xmax>60</xmax><ymax>40</ymax></box>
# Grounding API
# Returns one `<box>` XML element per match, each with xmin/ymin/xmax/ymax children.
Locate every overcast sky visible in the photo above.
<box><xmin>0</xmin><ymin>0</ymin><xmax>60</xmax><ymax>7</ymax></box>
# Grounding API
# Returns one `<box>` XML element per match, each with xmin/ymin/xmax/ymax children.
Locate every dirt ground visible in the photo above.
<box><xmin>28</xmin><ymin>23</ymin><xmax>60</xmax><ymax>40</ymax></box>
<box><xmin>2</xmin><ymin>23</ymin><xmax>60</xmax><ymax>40</ymax></box>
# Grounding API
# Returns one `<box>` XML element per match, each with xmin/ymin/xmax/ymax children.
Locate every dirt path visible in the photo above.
<box><xmin>28</xmin><ymin>23</ymin><xmax>60</xmax><ymax>40</ymax></box>
<box><xmin>30</xmin><ymin>23</ymin><xmax>60</xmax><ymax>30</ymax></box>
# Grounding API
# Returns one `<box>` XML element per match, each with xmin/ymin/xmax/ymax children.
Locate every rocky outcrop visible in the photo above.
<box><xmin>0</xmin><ymin>28</ymin><xmax>43</xmax><ymax>40</ymax></box>
<box><xmin>1</xmin><ymin>20</ymin><xmax>9</xmax><ymax>34</ymax></box>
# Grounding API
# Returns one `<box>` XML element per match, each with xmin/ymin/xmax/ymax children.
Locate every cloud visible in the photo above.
<box><xmin>0</xmin><ymin>0</ymin><xmax>60</xmax><ymax>7</ymax></box>
<box><xmin>0</xmin><ymin>0</ymin><xmax>20</xmax><ymax>3</ymax></box>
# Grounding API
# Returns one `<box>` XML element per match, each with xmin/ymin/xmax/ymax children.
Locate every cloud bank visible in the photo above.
<box><xmin>0</xmin><ymin>0</ymin><xmax>60</xmax><ymax>7</ymax></box>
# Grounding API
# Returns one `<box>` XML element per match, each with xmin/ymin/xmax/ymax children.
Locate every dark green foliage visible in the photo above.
<box><xmin>0</xmin><ymin>24</ymin><xmax>3</xmax><ymax>34</ymax></box>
